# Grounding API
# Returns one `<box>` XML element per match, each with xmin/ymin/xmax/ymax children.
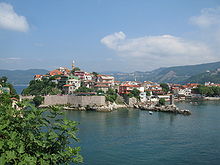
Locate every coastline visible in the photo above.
<box><xmin>40</xmin><ymin>103</ymin><xmax>128</xmax><ymax>112</ymax></box>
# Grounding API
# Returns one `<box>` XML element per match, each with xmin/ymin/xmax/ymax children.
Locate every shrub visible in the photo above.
<box><xmin>158</xmin><ymin>98</ymin><xmax>166</xmax><ymax>106</ymax></box>
<box><xmin>33</xmin><ymin>95</ymin><xmax>44</xmax><ymax>107</ymax></box>
<box><xmin>0</xmin><ymin>101</ymin><xmax>83</xmax><ymax>164</ymax></box>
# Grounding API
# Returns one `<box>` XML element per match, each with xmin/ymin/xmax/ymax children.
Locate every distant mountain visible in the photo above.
<box><xmin>2</xmin><ymin>61</ymin><xmax>220</xmax><ymax>85</ymax></box>
<box><xmin>0</xmin><ymin>69</ymin><xmax>48</xmax><ymax>85</ymax></box>
<box><xmin>110</xmin><ymin>61</ymin><xmax>220</xmax><ymax>83</ymax></box>
<box><xmin>100</xmin><ymin>71</ymin><xmax>125</xmax><ymax>75</ymax></box>
<box><xmin>185</xmin><ymin>69</ymin><xmax>220</xmax><ymax>84</ymax></box>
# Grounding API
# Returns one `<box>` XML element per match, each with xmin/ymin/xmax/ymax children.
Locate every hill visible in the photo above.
<box><xmin>111</xmin><ymin>61</ymin><xmax>220</xmax><ymax>83</ymax></box>
<box><xmin>0</xmin><ymin>69</ymin><xmax>48</xmax><ymax>85</ymax></box>
<box><xmin>1</xmin><ymin>61</ymin><xmax>220</xmax><ymax>85</ymax></box>
<box><xmin>185</xmin><ymin>69</ymin><xmax>220</xmax><ymax>84</ymax></box>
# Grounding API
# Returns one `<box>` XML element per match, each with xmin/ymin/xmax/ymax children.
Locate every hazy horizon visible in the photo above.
<box><xmin>1</xmin><ymin>60</ymin><xmax>220</xmax><ymax>74</ymax></box>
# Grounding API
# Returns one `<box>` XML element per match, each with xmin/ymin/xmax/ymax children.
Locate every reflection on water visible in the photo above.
<box><xmin>64</xmin><ymin>102</ymin><xmax>220</xmax><ymax>165</ymax></box>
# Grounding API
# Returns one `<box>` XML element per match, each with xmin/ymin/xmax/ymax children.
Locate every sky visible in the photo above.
<box><xmin>1</xmin><ymin>0</ymin><xmax>220</xmax><ymax>72</ymax></box>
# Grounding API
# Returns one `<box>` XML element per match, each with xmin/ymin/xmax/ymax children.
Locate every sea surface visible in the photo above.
<box><xmin>65</xmin><ymin>101</ymin><xmax>220</xmax><ymax>165</ymax></box>
<box><xmin>14</xmin><ymin>85</ymin><xmax>27</xmax><ymax>94</ymax></box>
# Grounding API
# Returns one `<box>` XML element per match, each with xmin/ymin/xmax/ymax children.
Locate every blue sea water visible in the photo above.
<box><xmin>65</xmin><ymin>101</ymin><xmax>220</xmax><ymax>165</ymax></box>
<box><xmin>14</xmin><ymin>85</ymin><xmax>27</xmax><ymax>94</ymax></box>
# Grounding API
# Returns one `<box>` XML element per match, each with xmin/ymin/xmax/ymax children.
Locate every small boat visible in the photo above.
<box><xmin>149</xmin><ymin>111</ymin><xmax>153</xmax><ymax>115</ymax></box>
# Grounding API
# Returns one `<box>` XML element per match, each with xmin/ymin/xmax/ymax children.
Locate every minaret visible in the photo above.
<box><xmin>72</xmin><ymin>60</ymin><xmax>75</xmax><ymax>70</ymax></box>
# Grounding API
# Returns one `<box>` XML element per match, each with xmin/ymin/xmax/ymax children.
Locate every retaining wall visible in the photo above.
<box><xmin>20</xmin><ymin>95</ymin><xmax>106</xmax><ymax>106</ymax></box>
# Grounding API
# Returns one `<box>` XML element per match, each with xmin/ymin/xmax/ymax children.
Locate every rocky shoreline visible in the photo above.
<box><xmin>134</xmin><ymin>103</ymin><xmax>191</xmax><ymax>115</ymax></box>
<box><xmin>63</xmin><ymin>103</ymin><xmax>127</xmax><ymax>112</ymax></box>
<box><xmin>41</xmin><ymin>100</ymin><xmax>191</xmax><ymax>115</ymax></box>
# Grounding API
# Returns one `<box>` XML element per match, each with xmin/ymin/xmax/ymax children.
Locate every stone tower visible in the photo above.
<box><xmin>170</xmin><ymin>95</ymin><xmax>174</xmax><ymax>105</ymax></box>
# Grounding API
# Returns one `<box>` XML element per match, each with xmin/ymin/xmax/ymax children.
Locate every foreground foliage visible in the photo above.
<box><xmin>0</xmin><ymin>76</ymin><xmax>18</xmax><ymax>98</ymax></box>
<box><xmin>0</xmin><ymin>99</ymin><xmax>83</xmax><ymax>164</ymax></box>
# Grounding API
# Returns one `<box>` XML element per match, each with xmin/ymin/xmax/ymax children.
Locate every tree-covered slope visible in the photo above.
<box><xmin>186</xmin><ymin>70</ymin><xmax>220</xmax><ymax>84</ymax></box>
<box><xmin>112</xmin><ymin>61</ymin><xmax>220</xmax><ymax>83</ymax></box>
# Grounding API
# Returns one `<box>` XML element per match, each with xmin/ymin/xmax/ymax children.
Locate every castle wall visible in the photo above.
<box><xmin>20</xmin><ymin>95</ymin><xmax>106</xmax><ymax>107</ymax></box>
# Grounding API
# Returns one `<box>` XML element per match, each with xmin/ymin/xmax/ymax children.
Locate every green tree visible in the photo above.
<box><xmin>22</xmin><ymin>79</ymin><xmax>61</xmax><ymax>96</ymax></box>
<box><xmin>130</xmin><ymin>88</ymin><xmax>141</xmax><ymax>99</ymax></box>
<box><xmin>146</xmin><ymin>91</ymin><xmax>151</xmax><ymax>96</ymax></box>
<box><xmin>92</xmin><ymin>72</ymin><xmax>98</xmax><ymax>77</ymax></box>
<box><xmin>33</xmin><ymin>95</ymin><xmax>44</xmax><ymax>107</ymax></box>
<box><xmin>0</xmin><ymin>96</ymin><xmax>83</xmax><ymax>164</ymax></box>
<box><xmin>125</xmin><ymin>93</ymin><xmax>134</xmax><ymax>98</ymax></box>
<box><xmin>96</xmin><ymin>90</ymin><xmax>104</xmax><ymax>96</ymax></box>
<box><xmin>211</xmin><ymin>86</ymin><xmax>220</xmax><ymax>96</ymax></box>
<box><xmin>0</xmin><ymin>76</ymin><xmax>18</xmax><ymax>97</ymax></box>
<box><xmin>0</xmin><ymin>93</ymin><xmax>12</xmax><ymax>105</ymax></box>
<box><xmin>71</xmin><ymin>67</ymin><xmax>81</xmax><ymax>73</ymax></box>
<box><xmin>0</xmin><ymin>76</ymin><xmax>8</xmax><ymax>84</ymax></box>
<box><xmin>105</xmin><ymin>88</ymin><xmax>117</xmax><ymax>103</ymax></box>
<box><xmin>160</xmin><ymin>83</ymin><xmax>169</xmax><ymax>93</ymax></box>
<box><xmin>192</xmin><ymin>85</ymin><xmax>215</xmax><ymax>96</ymax></box>
<box><xmin>75</xmin><ymin>87</ymin><xmax>93</xmax><ymax>93</ymax></box>
<box><xmin>158</xmin><ymin>98</ymin><xmax>166</xmax><ymax>106</ymax></box>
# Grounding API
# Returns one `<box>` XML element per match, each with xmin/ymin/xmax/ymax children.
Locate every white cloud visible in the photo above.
<box><xmin>0</xmin><ymin>57</ymin><xmax>21</xmax><ymax>61</ymax></box>
<box><xmin>0</xmin><ymin>2</ymin><xmax>29</xmax><ymax>32</ymax></box>
<box><xmin>101</xmin><ymin>31</ymin><xmax>126</xmax><ymax>50</ymax></box>
<box><xmin>189</xmin><ymin>6</ymin><xmax>220</xmax><ymax>28</ymax></box>
<box><xmin>101</xmin><ymin>32</ymin><xmax>215</xmax><ymax>69</ymax></box>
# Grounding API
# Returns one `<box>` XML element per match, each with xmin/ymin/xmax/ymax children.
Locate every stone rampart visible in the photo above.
<box><xmin>67</xmin><ymin>96</ymin><xmax>105</xmax><ymax>106</ymax></box>
<box><xmin>20</xmin><ymin>95</ymin><xmax>106</xmax><ymax>107</ymax></box>
<box><xmin>43</xmin><ymin>95</ymin><xmax>105</xmax><ymax>106</ymax></box>
<box><xmin>44</xmin><ymin>95</ymin><xmax>69</xmax><ymax>105</ymax></box>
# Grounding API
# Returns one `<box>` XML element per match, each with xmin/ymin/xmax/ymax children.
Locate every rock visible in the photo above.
<box><xmin>136</xmin><ymin>102</ymin><xmax>191</xmax><ymax>115</ymax></box>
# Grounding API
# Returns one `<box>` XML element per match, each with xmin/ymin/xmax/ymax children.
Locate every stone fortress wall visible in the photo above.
<box><xmin>20</xmin><ymin>95</ymin><xmax>106</xmax><ymax>106</ymax></box>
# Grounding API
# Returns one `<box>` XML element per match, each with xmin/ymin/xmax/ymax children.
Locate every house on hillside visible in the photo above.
<box><xmin>119</xmin><ymin>84</ymin><xmax>144</xmax><ymax>94</ymax></box>
<box><xmin>74</xmin><ymin>71</ymin><xmax>86</xmax><ymax>80</ymax></box>
<box><xmin>57</xmin><ymin>67</ymin><xmax>71</xmax><ymax>75</ymax></box>
<box><xmin>94</xmin><ymin>84</ymin><xmax>109</xmax><ymax>92</ymax></box>
<box><xmin>49</xmin><ymin>69</ymin><xmax>63</xmax><ymax>76</ymax></box>
<box><xmin>96</xmin><ymin>75</ymin><xmax>115</xmax><ymax>87</ymax></box>
<box><xmin>62</xmin><ymin>75</ymin><xmax>81</xmax><ymax>94</ymax></box>
<box><xmin>34</xmin><ymin>75</ymin><xmax>43</xmax><ymax>81</ymax></box>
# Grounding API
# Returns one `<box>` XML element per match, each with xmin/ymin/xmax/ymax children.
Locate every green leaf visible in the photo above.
<box><xmin>18</xmin><ymin>144</ymin><xmax>25</xmax><ymax>154</ymax></box>
<box><xmin>6</xmin><ymin>150</ymin><xmax>16</xmax><ymax>161</ymax></box>
<box><xmin>0</xmin><ymin>155</ymin><xmax>6</xmax><ymax>165</ymax></box>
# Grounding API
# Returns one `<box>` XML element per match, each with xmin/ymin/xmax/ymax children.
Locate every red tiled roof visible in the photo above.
<box><xmin>120</xmin><ymin>84</ymin><xmax>140</xmax><ymax>87</ymax></box>
<box><xmin>34</xmin><ymin>75</ymin><xmax>42</xmax><ymax>78</ymax></box>
<box><xmin>11</xmin><ymin>97</ymin><xmax>18</xmax><ymax>100</ymax></box>
<box><xmin>49</xmin><ymin>70</ymin><xmax>63</xmax><ymax>76</ymax></box>
<box><xmin>172</xmin><ymin>87</ymin><xmax>180</xmax><ymax>90</ymax></box>
<box><xmin>63</xmin><ymin>84</ymin><xmax>73</xmax><ymax>87</ymax></box>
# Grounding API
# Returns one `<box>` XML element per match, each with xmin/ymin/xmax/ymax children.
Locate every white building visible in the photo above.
<box><xmin>97</xmin><ymin>75</ymin><xmax>115</xmax><ymax>87</ymax></box>
<box><xmin>139</xmin><ymin>92</ymin><xmax>147</xmax><ymax>102</ymax></box>
<box><xmin>173</xmin><ymin>88</ymin><xmax>191</xmax><ymax>97</ymax></box>
<box><xmin>63</xmin><ymin>76</ymin><xmax>81</xmax><ymax>94</ymax></box>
